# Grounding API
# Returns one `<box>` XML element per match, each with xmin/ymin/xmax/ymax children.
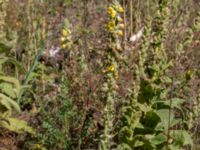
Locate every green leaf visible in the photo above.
<box><xmin>0</xmin><ymin>57</ymin><xmax>8</xmax><ymax>65</ymax></box>
<box><xmin>0</xmin><ymin>56</ymin><xmax>25</xmax><ymax>73</ymax></box>
<box><xmin>5</xmin><ymin>57</ymin><xmax>26</xmax><ymax>73</ymax></box>
<box><xmin>161</xmin><ymin>76</ymin><xmax>172</xmax><ymax>84</ymax></box>
<box><xmin>153</xmin><ymin>98</ymin><xmax>185</xmax><ymax>110</ymax></box>
<box><xmin>149</xmin><ymin>134</ymin><xmax>167</xmax><ymax>145</ymax></box>
<box><xmin>119</xmin><ymin>126</ymin><xmax>133</xmax><ymax>140</ymax></box>
<box><xmin>167</xmin><ymin>98</ymin><xmax>185</xmax><ymax>110</ymax></box>
<box><xmin>1</xmin><ymin>118</ymin><xmax>35</xmax><ymax>134</ymax></box>
<box><xmin>0</xmin><ymin>82</ymin><xmax>16</xmax><ymax>98</ymax></box>
<box><xmin>0</xmin><ymin>43</ymin><xmax>11</xmax><ymax>53</ymax></box>
<box><xmin>134</xmin><ymin>140</ymin><xmax>144</xmax><ymax>147</ymax></box>
<box><xmin>117</xmin><ymin>144</ymin><xmax>132</xmax><ymax>150</ymax></box>
<box><xmin>156</xmin><ymin>109</ymin><xmax>174</xmax><ymax>131</ymax></box>
<box><xmin>0</xmin><ymin>93</ymin><xmax>20</xmax><ymax>113</ymax></box>
<box><xmin>168</xmin><ymin>144</ymin><xmax>181</xmax><ymax>150</ymax></box>
<box><xmin>0</xmin><ymin>76</ymin><xmax>21</xmax><ymax>97</ymax></box>
<box><xmin>170</xmin><ymin>130</ymin><xmax>193</xmax><ymax>146</ymax></box>
<box><xmin>141</xmin><ymin>110</ymin><xmax>160</xmax><ymax>129</ymax></box>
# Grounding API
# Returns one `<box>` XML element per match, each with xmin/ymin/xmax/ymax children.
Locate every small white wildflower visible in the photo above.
<box><xmin>130</xmin><ymin>27</ymin><xmax>144</xmax><ymax>42</ymax></box>
<box><xmin>49</xmin><ymin>46</ymin><xmax>60</xmax><ymax>57</ymax></box>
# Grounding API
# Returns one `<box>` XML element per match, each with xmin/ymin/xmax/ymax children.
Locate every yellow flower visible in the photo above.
<box><xmin>117</xmin><ymin>16</ymin><xmax>123</xmax><ymax>22</ymax></box>
<box><xmin>107</xmin><ymin>21</ymin><xmax>115</xmax><ymax>31</ymax></box>
<box><xmin>62</xmin><ymin>29</ymin><xmax>68</xmax><ymax>37</ymax></box>
<box><xmin>34</xmin><ymin>144</ymin><xmax>42</xmax><ymax>149</ymax></box>
<box><xmin>61</xmin><ymin>37</ymin><xmax>65</xmax><ymax>42</ymax></box>
<box><xmin>107</xmin><ymin>6</ymin><xmax>117</xmax><ymax>18</ymax></box>
<box><xmin>107</xmin><ymin>26</ymin><xmax>114</xmax><ymax>31</ymax></box>
<box><xmin>116</xmin><ymin>30</ymin><xmax>123</xmax><ymax>36</ymax></box>
<box><xmin>62</xmin><ymin>28</ymin><xmax>71</xmax><ymax>37</ymax></box>
<box><xmin>115</xmin><ymin>4</ymin><xmax>124</xmax><ymax>13</ymax></box>
<box><xmin>185</xmin><ymin>69</ymin><xmax>196</xmax><ymax>80</ymax></box>
<box><xmin>107</xmin><ymin>65</ymin><xmax>115</xmax><ymax>72</ymax></box>
<box><xmin>61</xmin><ymin>44</ymin><xmax>67</xmax><ymax>49</ymax></box>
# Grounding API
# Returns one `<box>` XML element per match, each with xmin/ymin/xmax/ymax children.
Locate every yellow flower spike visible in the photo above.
<box><xmin>116</xmin><ymin>30</ymin><xmax>123</xmax><ymax>36</ymax></box>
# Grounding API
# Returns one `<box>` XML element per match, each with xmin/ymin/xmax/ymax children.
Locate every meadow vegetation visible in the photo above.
<box><xmin>0</xmin><ymin>0</ymin><xmax>200</xmax><ymax>149</ymax></box>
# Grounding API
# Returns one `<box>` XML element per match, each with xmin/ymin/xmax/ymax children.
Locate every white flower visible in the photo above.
<box><xmin>130</xmin><ymin>27</ymin><xmax>144</xmax><ymax>42</ymax></box>
<box><xmin>49</xmin><ymin>46</ymin><xmax>60</xmax><ymax>57</ymax></box>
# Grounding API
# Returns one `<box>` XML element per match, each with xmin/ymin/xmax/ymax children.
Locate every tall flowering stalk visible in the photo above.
<box><xmin>60</xmin><ymin>21</ymin><xmax>72</xmax><ymax>50</ymax></box>
<box><xmin>100</xmin><ymin>1</ymin><xmax>124</xmax><ymax>149</ymax></box>
<box><xmin>0</xmin><ymin>0</ymin><xmax>7</xmax><ymax>36</ymax></box>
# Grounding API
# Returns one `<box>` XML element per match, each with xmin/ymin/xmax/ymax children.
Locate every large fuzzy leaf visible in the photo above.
<box><xmin>0</xmin><ymin>76</ymin><xmax>21</xmax><ymax>97</ymax></box>
<box><xmin>0</xmin><ymin>93</ymin><xmax>20</xmax><ymax>113</ymax></box>
<box><xmin>156</xmin><ymin>109</ymin><xmax>174</xmax><ymax>131</ymax></box>
<box><xmin>170</xmin><ymin>130</ymin><xmax>193</xmax><ymax>146</ymax></box>
<box><xmin>0</xmin><ymin>43</ymin><xmax>11</xmax><ymax>53</ymax></box>
<box><xmin>0</xmin><ymin>82</ymin><xmax>16</xmax><ymax>98</ymax></box>
<box><xmin>1</xmin><ymin>118</ymin><xmax>35</xmax><ymax>134</ymax></box>
<box><xmin>0</xmin><ymin>56</ymin><xmax>25</xmax><ymax>73</ymax></box>
<box><xmin>153</xmin><ymin>98</ymin><xmax>185</xmax><ymax>110</ymax></box>
<box><xmin>149</xmin><ymin>133</ymin><xmax>167</xmax><ymax>145</ymax></box>
<box><xmin>141</xmin><ymin>110</ymin><xmax>160</xmax><ymax>129</ymax></box>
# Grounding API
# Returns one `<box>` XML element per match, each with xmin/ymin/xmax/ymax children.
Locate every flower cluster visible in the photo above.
<box><xmin>106</xmin><ymin>2</ymin><xmax>124</xmax><ymax>38</ymax></box>
<box><xmin>60</xmin><ymin>27</ymin><xmax>72</xmax><ymax>49</ymax></box>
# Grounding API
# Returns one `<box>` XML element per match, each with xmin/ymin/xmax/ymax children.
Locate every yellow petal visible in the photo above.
<box><xmin>62</xmin><ymin>29</ymin><xmax>68</xmax><ymax>36</ymax></box>
<box><xmin>61</xmin><ymin>37</ymin><xmax>65</xmax><ymax>42</ymax></box>
<box><xmin>116</xmin><ymin>30</ymin><xmax>123</xmax><ymax>36</ymax></box>
<box><xmin>61</xmin><ymin>44</ymin><xmax>67</xmax><ymax>49</ymax></box>
<box><xmin>117</xmin><ymin>16</ymin><xmax>123</xmax><ymax>22</ymax></box>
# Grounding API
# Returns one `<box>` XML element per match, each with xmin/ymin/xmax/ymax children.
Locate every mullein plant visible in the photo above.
<box><xmin>0</xmin><ymin>0</ymin><xmax>34</xmax><ymax>135</ymax></box>
<box><xmin>170</xmin><ymin>5</ymin><xmax>199</xmax><ymax>131</ymax></box>
<box><xmin>99</xmin><ymin>1</ymin><xmax>124</xmax><ymax>149</ymax></box>
<box><xmin>26</xmin><ymin>0</ymin><xmax>35</xmax><ymax>70</ymax></box>
<box><xmin>119</xmin><ymin>0</ymin><xmax>193</xmax><ymax>149</ymax></box>
<box><xmin>185</xmin><ymin>10</ymin><xmax>200</xmax><ymax>130</ymax></box>
<box><xmin>23</xmin><ymin>0</ymin><xmax>46</xmax><ymax>71</ymax></box>
<box><xmin>118</xmin><ymin>1</ymin><xmax>152</xmax><ymax>149</ymax></box>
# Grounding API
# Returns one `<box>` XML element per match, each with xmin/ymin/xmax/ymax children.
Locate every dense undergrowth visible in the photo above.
<box><xmin>0</xmin><ymin>0</ymin><xmax>200</xmax><ymax>150</ymax></box>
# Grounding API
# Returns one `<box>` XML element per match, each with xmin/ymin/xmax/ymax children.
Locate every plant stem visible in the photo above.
<box><xmin>130</xmin><ymin>0</ymin><xmax>133</xmax><ymax>37</ymax></box>
<box><xmin>123</xmin><ymin>0</ymin><xmax>127</xmax><ymax>49</ymax></box>
<box><xmin>17</xmin><ymin>43</ymin><xmax>45</xmax><ymax>103</ymax></box>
